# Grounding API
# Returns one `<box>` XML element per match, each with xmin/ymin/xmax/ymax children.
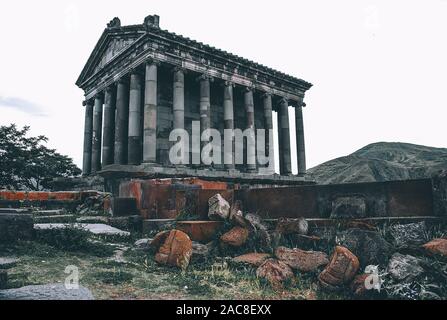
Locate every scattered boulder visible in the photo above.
<box><xmin>153</xmin><ymin>230</ymin><xmax>193</xmax><ymax>270</ymax></box>
<box><xmin>220</xmin><ymin>226</ymin><xmax>249</xmax><ymax>247</ymax></box>
<box><xmin>275</xmin><ymin>218</ymin><xmax>308</xmax><ymax>235</ymax></box>
<box><xmin>422</xmin><ymin>238</ymin><xmax>447</xmax><ymax>257</ymax></box>
<box><xmin>134</xmin><ymin>238</ymin><xmax>152</xmax><ymax>251</ymax></box>
<box><xmin>275</xmin><ymin>246</ymin><xmax>329</xmax><ymax>272</ymax></box>
<box><xmin>330</xmin><ymin>196</ymin><xmax>366</xmax><ymax>218</ymax></box>
<box><xmin>0</xmin><ymin>284</ymin><xmax>94</xmax><ymax>300</ymax></box>
<box><xmin>0</xmin><ymin>270</ymin><xmax>7</xmax><ymax>289</ymax></box>
<box><xmin>232</xmin><ymin>253</ymin><xmax>271</xmax><ymax>267</ymax></box>
<box><xmin>389</xmin><ymin>222</ymin><xmax>427</xmax><ymax>247</ymax></box>
<box><xmin>318</xmin><ymin>246</ymin><xmax>360</xmax><ymax>290</ymax></box>
<box><xmin>229</xmin><ymin>200</ymin><xmax>247</xmax><ymax>227</ymax></box>
<box><xmin>244</xmin><ymin>213</ymin><xmax>272</xmax><ymax>251</ymax></box>
<box><xmin>256</xmin><ymin>259</ymin><xmax>294</xmax><ymax>288</ymax></box>
<box><xmin>387</xmin><ymin>253</ymin><xmax>424</xmax><ymax>281</ymax></box>
<box><xmin>337</xmin><ymin>228</ymin><xmax>392</xmax><ymax>268</ymax></box>
<box><xmin>208</xmin><ymin>194</ymin><xmax>230</xmax><ymax>221</ymax></box>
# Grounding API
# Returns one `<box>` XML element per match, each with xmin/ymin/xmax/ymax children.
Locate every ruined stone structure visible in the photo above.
<box><xmin>77</xmin><ymin>15</ymin><xmax>312</xmax><ymax>184</ymax></box>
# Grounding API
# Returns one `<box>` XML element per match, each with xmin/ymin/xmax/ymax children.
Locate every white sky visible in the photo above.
<box><xmin>1</xmin><ymin>0</ymin><xmax>446</xmax><ymax>173</ymax></box>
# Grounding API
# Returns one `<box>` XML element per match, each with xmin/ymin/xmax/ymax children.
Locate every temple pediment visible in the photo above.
<box><xmin>76</xmin><ymin>24</ymin><xmax>144</xmax><ymax>86</ymax></box>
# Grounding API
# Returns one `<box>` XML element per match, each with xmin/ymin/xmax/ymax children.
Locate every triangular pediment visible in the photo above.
<box><xmin>76</xmin><ymin>27</ymin><xmax>144</xmax><ymax>87</ymax></box>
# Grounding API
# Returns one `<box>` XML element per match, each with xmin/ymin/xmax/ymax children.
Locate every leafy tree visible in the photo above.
<box><xmin>0</xmin><ymin>124</ymin><xmax>81</xmax><ymax>190</ymax></box>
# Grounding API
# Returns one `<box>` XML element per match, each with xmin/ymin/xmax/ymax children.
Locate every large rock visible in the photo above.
<box><xmin>233</xmin><ymin>253</ymin><xmax>271</xmax><ymax>267</ymax></box>
<box><xmin>256</xmin><ymin>259</ymin><xmax>294</xmax><ymax>288</ymax></box>
<box><xmin>220</xmin><ymin>226</ymin><xmax>249</xmax><ymax>247</ymax></box>
<box><xmin>337</xmin><ymin>228</ymin><xmax>392</xmax><ymax>268</ymax></box>
<box><xmin>275</xmin><ymin>246</ymin><xmax>329</xmax><ymax>272</ymax></box>
<box><xmin>318</xmin><ymin>246</ymin><xmax>360</xmax><ymax>290</ymax></box>
<box><xmin>191</xmin><ymin>241</ymin><xmax>212</xmax><ymax>261</ymax></box>
<box><xmin>389</xmin><ymin>222</ymin><xmax>427</xmax><ymax>247</ymax></box>
<box><xmin>387</xmin><ymin>253</ymin><xmax>424</xmax><ymax>281</ymax></box>
<box><xmin>330</xmin><ymin>196</ymin><xmax>366</xmax><ymax>218</ymax></box>
<box><xmin>208</xmin><ymin>194</ymin><xmax>230</xmax><ymax>221</ymax></box>
<box><xmin>0</xmin><ymin>284</ymin><xmax>94</xmax><ymax>300</ymax></box>
<box><xmin>422</xmin><ymin>238</ymin><xmax>447</xmax><ymax>257</ymax></box>
<box><xmin>275</xmin><ymin>218</ymin><xmax>308</xmax><ymax>235</ymax></box>
<box><xmin>244</xmin><ymin>213</ymin><xmax>272</xmax><ymax>251</ymax></box>
<box><xmin>134</xmin><ymin>238</ymin><xmax>152</xmax><ymax>251</ymax></box>
<box><xmin>152</xmin><ymin>230</ymin><xmax>193</xmax><ymax>270</ymax></box>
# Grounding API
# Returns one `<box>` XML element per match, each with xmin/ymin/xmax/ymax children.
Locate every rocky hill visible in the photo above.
<box><xmin>307</xmin><ymin>142</ymin><xmax>447</xmax><ymax>184</ymax></box>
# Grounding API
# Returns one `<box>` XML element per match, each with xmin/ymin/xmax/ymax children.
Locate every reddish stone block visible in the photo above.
<box><xmin>153</xmin><ymin>230</ymin><xmax>193</xmax><ymax>270</ymax></box>
<box><xmin>422</xmin><ymin>238</ymin><xmax>447</xmax><ymax>257</ymax></box>
<box><xmin>27</xmin><ymin>192</ymin><xmax>49</xmax><ymax>201</ymax></box>
<box><xmin>176</xmin><ymin>221</ymin><xmax>223</xmax><ymax>243</ymax></box>
<box><xmin>220</xmin><ymin>226</ymin><xmax>249</xmax><ymax>247</ymax></box>
<box><xmin>233</xmin><ymin>253</ymin><xmax>271</xmax><ymax>267</ymax></box>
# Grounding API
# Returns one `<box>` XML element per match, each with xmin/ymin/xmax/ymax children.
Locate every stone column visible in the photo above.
<box><xmin>278</xmin><ymin>97</ymin><xmax>292</xmax><ymax>175</ymax></box>
<box><xmin>295</xmin><ymin>99</ymin><xmax>306</xmax><ymax>175</ymax></box>
<box><xmin>82</xmin><ymin>100</ymin><xmax>94</xmax><ymax>175</ymax></box>
<box><xmin>223</xmin><ymin>81</ymin><xmax>235</xmax><ymax>170</ymax></box>
<box><xmin>102</xmin><ymin>86</ymin><xmax>115</xmax><ymax>166</ymax></box>
<box><xmin>262</xmin><ymin>92</ymin><xmax>275</xmax><ymax>173</ymax></box>
<box><xmin>244</xmin><ymin>87</ymin><xmax>256</xmax><ymax>172</ymax></box>
<box><xmin>173</xmin><ymin>67</ymin><xmax>186</xmax><ymax>164</ymax></box>
<box><xmin>128</xmin><ymin>71</ymin><xmax>143</xmax><ymax>165</ymax></box>
<box><xmin>143</xmin><ymin>61</ymin><xmax>158</xmax><ymax>163</ymax></box>
<box><xmin>91</xmin><ymin>94</ymin><xmax>103</xmax><ymax>173</ymax></box>
<box><xmin>199</xmin><ymin>74</ymin><xmax>211</xmax><ymax>166</ymax></box>
<box><xmin>114</xmin><ymin>78</ymin><xmax>129</xmax><ymax>165</ymax></box>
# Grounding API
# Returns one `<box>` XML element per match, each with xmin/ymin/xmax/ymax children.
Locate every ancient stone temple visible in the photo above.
<box><xmin>76</xmin><ymin>15</ymin><xmax>312</xmax><ymax>186</ymax></box>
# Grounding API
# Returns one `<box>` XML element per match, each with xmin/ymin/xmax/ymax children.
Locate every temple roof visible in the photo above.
<box><xmin>76</xmin><ymin>15</ymin><xmax>312</xmax><ymax>98</ymax></box>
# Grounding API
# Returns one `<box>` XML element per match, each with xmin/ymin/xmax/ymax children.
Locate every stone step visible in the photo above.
<box><xmin>76</xmin><ymin>216</ymin><xmax>109</xmax><ymax>224</ymax></box>
<box><xmin>33</xmin><ymin>214</ymin><xmax>76</xmax><ymax>223</ymax></box>
<box><xmin>32</xmin><ymin>209</ymin><xmax>67</xmax><ymax>216</ymax></box>
<box><xmin>0</xmin><ymin>208</ymin><xmax>32</xmax><ymax>214</ymax></box>
<box><xmin>34</xmin><ymin>223</ymin><xmax>130</xmax><ymax>238</ymax></box>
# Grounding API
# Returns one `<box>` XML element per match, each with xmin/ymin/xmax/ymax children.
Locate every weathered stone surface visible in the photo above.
<box><xmin>0</xmin><ymin>270</ymin><xmax>7</xmax><ymax>289</ymax></box>
<box><xmin>330</xmin><ymin>196</ymin><xmax>366</xmax><ymax>218</ymax></box>
<box><xmin>149</xmin><ymin>230</ymin><xmax>170</xmax><ymax>251</ymax></box>
<box><xmin>275</xmin><ymin>218</ymin><xmax>308</xmax><ymax>235</ymax></box>
<box><xmin>34</xmin><ymin>215</ymin><xmax>76</xmax><ymax>223</ymax></box>
<box><xmin>233</xmin><ymin>253</ymin><xmax>271</xmax><ymax>267</ymax></box>
<box><xmin>33</xmin><ymin>209</ymin><xmax>67</xmax><ymax>216</ymax></box>
<box><xmin>0</xmin><ymin>213</ymin><xmax>33</xmax><ymax>242</ymax></box>
<box><xmin>76</xmin><ymin>216</ymin><xmax>109</xmax><ymax>224</ymax></box>
<box><xmin>208</xmin><ymin>194</ymin><xmax>230</xmax><ymax>221</ymax></box>
<box><xmin>387</xmin><ymin>253</ymin><xmax>424</xmax><ymax>281</ymax></box>
<box><xmin>422</xmin><ymin>238</ymin><xmax>447</xmax><ymax>257</ymax></box>
<box><xmin>350</xmin><ymin>274</ymin><xmax>371</xmax><ymax>298</ymax></box>
<box><xmin>256</xmin><ymin>259</ymin><xmax>294</xmax><ymax>287</ymax></box>
<box><xmin>229</xmin><ymin>200</ymin><xmax>247</xmax><ymax>227</ymax></box>
<box><xmin>0</xmin><ymin>284</ymin><xmax>94</xmax><ymax>300</ymax></box>
<box><xmin>34</xmin><ymin>223</ymin><xmax>130</xmax><ymax>237</ymax></box>
<box><xmin>318</xmin><ymin>246</ymin><xmax>360</xmax><ymax>289</ymax></box>
<box><xmin>220</xmin><ymin>226</ymin><xmax>249</xmax><ymax>247</ymax></box>
<box><xmin>337</xmin><ymin>228</ymin><xmax>392</xmax><ymax>268</ymax></box>
<box><xmin>134</xmin><ymin>238</ymin><xmax>152</xmax><ymax>251</ymax></box>
<box><xmin>111</xmin><ymin>197</ymin><xmax>138</xmax><ymax>216</ymax></box>
<box><xmin>244</xmin><ymin>213</ymin><xmax>272</xmax><ymax>251</ymax></box>
<box><xmin>154</xmin><ymin>230</ymin><xmax>193</xmax><ymax>270</ymax></box>
<box><xmin>389</xmin><ymin>222</ymin><xmax>427</xmax><ymax>247</ymax></box>
<box><xmin>0</xmin><ymin>257</ymin><xmax>20</xmax><ymax>270</ymax></box>
<box><xmin>108</xmin><ymin>215</ymin><xmax>142</xmax><ymax>231</ymax></box>
<box><xmin>346</xmin><ymin>220</ymin><xmax>377</xmax><ymax>231</ymax></box>
<box><xmin>275</xmin><ymin>246</ymin><xmax>329</xmax><ymax>272</ymax></box>
<box><xmin>176</xmin><ymin>220</ymin><xmax>223</xmax><ymax>243</ymax></box>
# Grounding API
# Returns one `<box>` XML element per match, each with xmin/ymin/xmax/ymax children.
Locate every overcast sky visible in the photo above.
<box><xmin>1</xmin><ymin>0</ymin><xmax>446</xmax><ymax>173</ymax></box>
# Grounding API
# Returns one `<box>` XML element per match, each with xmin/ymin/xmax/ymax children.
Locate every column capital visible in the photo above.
<box><xmin>105</xmin><ymin>85</ymin><xmax>115</xmax><ymax>94</ymax></box>
<box><xmin>130</xmin><ymin>67</ymin><xmax>143</xmax><ymax>77</ymax></box>
<box><xmin>171</xmin><ymin>65</ymin><xmax>186</xmax><ymax>74</ymax></box>
<box><xmin>223</xmin><ymin>80</ymin><xmax>235</xmax><ymax>87</ymax></box>
<box><xmin>94</xmin><ymin>92</ymin><xmax>104</xmax><ymax>100</ymax></box>
<box><xmin>145</xmin><ymin>58</ymin><xmax>161</xmax><ymax>66</ymax></box>
<box><xmin>279</xmin><ymin>97</ymin><xmax>289</xmax><ymax>105</ymax></box>
<box><xmin>196</xmin><ymin>73</ymin><xmax>213</xmax><ymax>82</ymax></box>
<box><xmin>243</xmin><ymin>85</ymin><xmax>255</xmax><ymax>92</ymax></box>
<box><xmin>261</xmin><ymin>91</ymin><xmax>272</xmax><ymax>99</ymax></box>
<box><xmin>116</xmin><ymin>77</ymin><xmax>128</xmax><ymax>85</ymax></box>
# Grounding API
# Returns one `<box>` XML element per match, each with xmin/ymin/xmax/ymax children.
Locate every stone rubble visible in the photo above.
<box><xmin>232</xmin><ymin>253</ymin><xmax>271</xmax><ymax>267</ymax></box>
<box><xmin>220</xmin><ymin>226</ymin><xmax>249</xmax><ymax>247</ymax></box>
<box><xmin>151</xmin><ymin>229</ymin><xmax>193</xmax><ymax>270</ymax></box>
<box><xmin>275</xmin><ymin>246</ymin><xmax>329</xmax><ymax>272</ymax></box>
<box><xmin>208</xmin><ymin>194</ymin><xmax>230</xmax><ymax>221</ymax></box>
<box><xmin>256</xmin><ymin>259</ymin><xmax>294</xmax><ymax>288</ymax></box>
